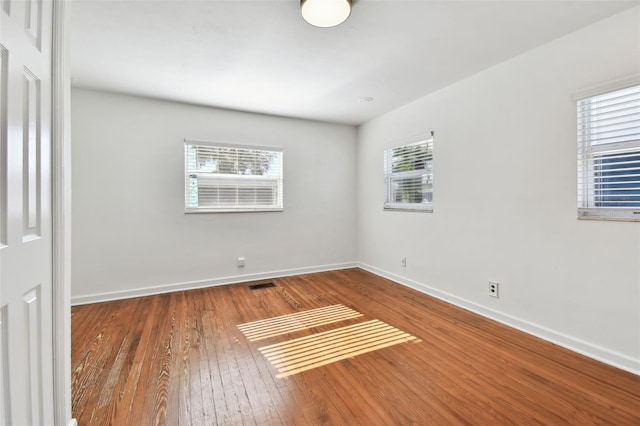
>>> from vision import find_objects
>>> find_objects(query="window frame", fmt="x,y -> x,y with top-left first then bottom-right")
383,132 -> 434,213
184,139 -> 284,213
576,82 -> 640,222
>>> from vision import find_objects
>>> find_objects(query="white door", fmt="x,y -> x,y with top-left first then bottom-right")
0,0 -> 55,424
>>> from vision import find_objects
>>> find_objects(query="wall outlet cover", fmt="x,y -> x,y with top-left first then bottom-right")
489,281 -> 499,298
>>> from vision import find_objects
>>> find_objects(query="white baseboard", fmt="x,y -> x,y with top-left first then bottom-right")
68,419 -> 78,426
358,262 -> 640,376
71,262 -> 358,306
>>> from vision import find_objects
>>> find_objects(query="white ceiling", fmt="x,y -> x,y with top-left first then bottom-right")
69,0 -> 639,125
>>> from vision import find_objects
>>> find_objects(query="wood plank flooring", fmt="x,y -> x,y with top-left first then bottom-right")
71,268 -> 640,425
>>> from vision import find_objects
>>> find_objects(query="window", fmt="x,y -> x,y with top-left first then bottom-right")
184,141 -> 283,213
577,84 -> 640,220
384,132 -> 434,211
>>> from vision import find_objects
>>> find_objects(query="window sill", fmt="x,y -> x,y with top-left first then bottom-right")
185,208 -> 283,214
384,207 -> 433,213
577,215 -> 640,223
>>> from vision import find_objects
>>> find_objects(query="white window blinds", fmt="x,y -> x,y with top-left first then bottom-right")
384,134 -> 434,211
185,141 -> 283,213
577,84 -> 640,220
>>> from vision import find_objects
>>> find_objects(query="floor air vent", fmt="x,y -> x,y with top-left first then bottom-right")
248,282 -> 276,290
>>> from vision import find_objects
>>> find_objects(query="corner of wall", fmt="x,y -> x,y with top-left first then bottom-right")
358,263 -> 640,376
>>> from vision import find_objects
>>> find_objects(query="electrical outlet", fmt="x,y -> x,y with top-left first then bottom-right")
489,281 -> 499,298
401,258 -> 407,267
237,257 -> 246,267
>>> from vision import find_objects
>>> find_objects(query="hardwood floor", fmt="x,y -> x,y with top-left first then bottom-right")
71,268 -> 640,425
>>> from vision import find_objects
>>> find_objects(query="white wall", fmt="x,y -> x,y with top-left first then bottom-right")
72,7 -> 640,373
357,7 -> 640,373
71,89 -> 357,303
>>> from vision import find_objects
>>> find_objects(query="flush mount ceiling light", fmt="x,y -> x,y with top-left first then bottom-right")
301,0 -> 352,28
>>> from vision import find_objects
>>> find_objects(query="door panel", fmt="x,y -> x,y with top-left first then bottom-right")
0,305 -> 10,423
24,286 -> 42,425
0,0 -> 54,424
23,67 -> 40,239
1,45 -> 7,247
24,0 -> 42,49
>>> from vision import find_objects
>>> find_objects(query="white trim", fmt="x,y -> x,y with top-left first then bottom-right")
358,262 -> 640,376
185,207 -> 284,214
68,419 -> 78,426
573,73 -> 640,101
71,262 -> 358,306
184,141 -> 284,213
383,206 -> 433,213
383,130 -> 434,151
383,134 -> 434,212
577,214 -> 640,222
576,83 -> 640,220
184,138 -> 283,153
52,0 -> 72,425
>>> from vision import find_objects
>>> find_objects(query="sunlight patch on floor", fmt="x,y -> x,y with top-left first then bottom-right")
237,304 -> 362,341
258,319 -> 416,378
